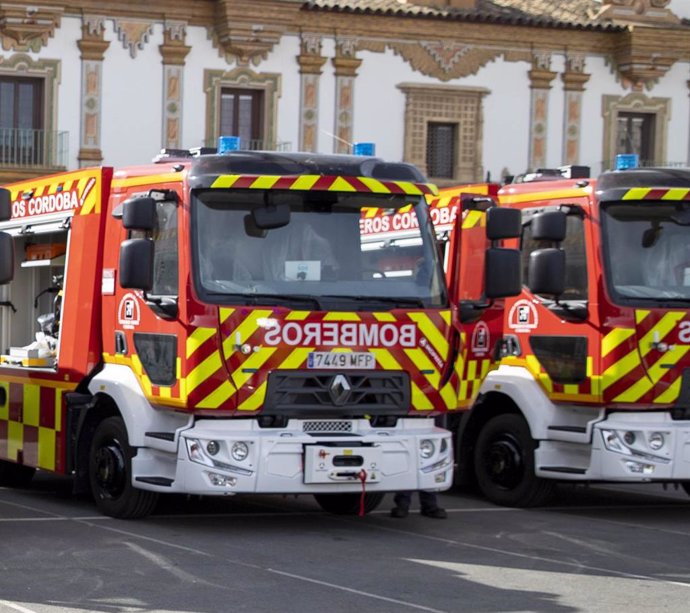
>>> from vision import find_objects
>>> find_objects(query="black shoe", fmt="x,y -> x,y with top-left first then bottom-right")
390,506 -> 409,518
421,507 -> 447,519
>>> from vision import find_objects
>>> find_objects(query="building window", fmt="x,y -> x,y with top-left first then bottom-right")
0,76 -> 44,165
616,112 -> 655,165
204,68 -> 283,152
398,83 -> 488,185
426,122 -> 456,179
602,93 -> 670,173
220,88 -> 264,149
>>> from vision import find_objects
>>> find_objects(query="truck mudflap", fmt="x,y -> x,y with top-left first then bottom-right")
131,417 -> 453,495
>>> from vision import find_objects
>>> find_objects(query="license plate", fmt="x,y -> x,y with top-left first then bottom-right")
307,352 -> 375,370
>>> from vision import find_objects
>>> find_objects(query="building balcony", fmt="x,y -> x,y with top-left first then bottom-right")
0,129 -> 68,180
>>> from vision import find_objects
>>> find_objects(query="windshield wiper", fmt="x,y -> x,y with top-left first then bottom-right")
321,295 -> 427,308
207,292 -> 323,309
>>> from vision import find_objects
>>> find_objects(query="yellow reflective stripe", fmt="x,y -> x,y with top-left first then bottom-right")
404,348 -> 439,386
662,188 -> 690,200
408,312 -> 449,358
285,310 -> 310,321
273,347 -> 310,370
197,381 -> 236,409
250,176 -> 281,189
371,348 -> 400,370
439,382 -> 457,409
8,421 -> 22,460
462,210 -> 484,229
656,377 -> 681,404
219,308 -> 235,325
639,311 -> 686,358
238,382 -> 267,411
23,384 -> 40,427
290,176 -> 320,190
373,312 -> 396,322
622,188 -> 651,200
411,381 -> 434,410
222,310 -> 273,356
357,177 -> 390,193
187,327 -> 216,359
329,177 -> 356,192
112,173 -> 182,189
602,327 -> 636,358
500,188 -> 586,204
323,312 -> 361,321
601,350 -> 641,391
211,175 -> 240,188
187,351 -> 223,394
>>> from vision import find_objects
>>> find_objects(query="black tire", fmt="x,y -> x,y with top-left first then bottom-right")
0,460 -> 35,487
474,413 -> 555,507
88,416 -> 158,519
314,492 -> 385,515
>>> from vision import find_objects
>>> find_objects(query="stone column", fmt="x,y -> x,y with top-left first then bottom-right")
297,33 -> 327,153
331,37 -> 362,154
77,16 -> 110,167
159,21 -> 191,150
561,55 -> 590,166
527,52 -> 557,170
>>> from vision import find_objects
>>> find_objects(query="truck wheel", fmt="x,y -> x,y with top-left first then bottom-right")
474,414 -> 555,507
0,460 -> 35,487
313,492 -> 385,515
88,416 -> 158,519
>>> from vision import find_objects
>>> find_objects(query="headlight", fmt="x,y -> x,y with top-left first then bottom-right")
231,441 -> 250,462
648,432 -> 665,451
420,439 -> 435,459
206,440 -> 220,456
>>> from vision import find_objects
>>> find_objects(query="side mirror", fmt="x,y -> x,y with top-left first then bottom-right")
528,248 -> 565,296
0,188 -> 11,222
120,239 -> 154,289
122,197 -> 156,231
485,247 -> 521,298
531,211 -> 566,242
0,232 -> 15,284
486,208 -> 521,240
252,204 -> 290,230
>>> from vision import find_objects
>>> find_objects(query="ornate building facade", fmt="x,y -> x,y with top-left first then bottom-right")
0,0 -> 689,185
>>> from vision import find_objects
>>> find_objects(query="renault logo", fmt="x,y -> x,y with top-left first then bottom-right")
329,374 -> 351,406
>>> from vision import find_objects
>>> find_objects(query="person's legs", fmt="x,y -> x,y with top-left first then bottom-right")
419,491 -> 447,519
391,491 -> 413,518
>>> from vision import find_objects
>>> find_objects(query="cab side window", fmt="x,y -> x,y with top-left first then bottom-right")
151,200 -> 178,296
521,213 -> 588,300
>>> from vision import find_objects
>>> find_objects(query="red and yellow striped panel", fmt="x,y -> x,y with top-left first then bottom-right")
622,188 -> 690,201
0,378 -> 73,472
210,175 -> 438,196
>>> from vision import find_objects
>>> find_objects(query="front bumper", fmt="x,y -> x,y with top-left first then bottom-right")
132,417 -> 453,495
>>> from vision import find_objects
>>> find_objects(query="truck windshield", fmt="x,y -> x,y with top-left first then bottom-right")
602,202 -> 690,302
191,189 -> 447,309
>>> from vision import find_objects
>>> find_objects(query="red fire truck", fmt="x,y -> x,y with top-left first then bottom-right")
0,149 -> 519,517
448,166 -> 690,506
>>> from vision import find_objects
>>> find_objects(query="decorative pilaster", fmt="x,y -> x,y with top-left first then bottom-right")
561,55 -> 590,165
332,37 -> 362,154
527,52 -> 557,170
77,16 -> 110,167
297,33 -> 326,153
160,21 -> 191,150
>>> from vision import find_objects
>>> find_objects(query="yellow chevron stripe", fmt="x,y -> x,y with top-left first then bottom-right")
601,350 -> 641,391
404,348 -> 440,387
411,381 -> 434,410
187,351 -> 224,394
500,187 -> 586,204
408,312 -> 449,358
274,347 -> 311,369
371,348 -> 400,370
373,312 -> 396,322
639,311 -> 686,358
357,177 -> 390,193
602,327 -> 636,358
285,310 -> 310,321
323,312 -> 361,321
655,377 -> 681,404
462,210 -> 484,229
330,177 -> 357,192
662,188 -> 690,200
187,327 -> 217,359
222,310 -> 274,356
622,188 -> 651,200
197,381 -> 236,409
290,176 -> 320,190
439,382 -> 457,410
250,176 -> 281,189
238,382 -> 267,411
211,175 -> 240,188
635,309 -> 650,324
219,308 -> 235,325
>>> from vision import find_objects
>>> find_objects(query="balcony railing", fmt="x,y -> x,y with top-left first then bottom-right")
0,128 -> 68,169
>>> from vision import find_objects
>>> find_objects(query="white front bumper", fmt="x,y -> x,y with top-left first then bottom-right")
132,417 -> 453,496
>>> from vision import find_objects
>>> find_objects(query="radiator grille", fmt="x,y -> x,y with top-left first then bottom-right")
303,421 -> 353,433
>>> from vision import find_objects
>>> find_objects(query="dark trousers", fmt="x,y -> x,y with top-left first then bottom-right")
394,490 -> 439,512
